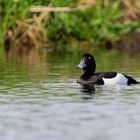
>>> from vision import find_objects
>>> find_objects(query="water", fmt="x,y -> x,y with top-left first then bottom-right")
0,48 -> 140,140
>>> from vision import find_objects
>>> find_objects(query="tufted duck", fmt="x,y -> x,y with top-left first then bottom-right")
76,53 -> 139,85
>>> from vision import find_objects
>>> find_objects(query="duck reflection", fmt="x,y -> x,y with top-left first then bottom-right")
80,84 -> 95,99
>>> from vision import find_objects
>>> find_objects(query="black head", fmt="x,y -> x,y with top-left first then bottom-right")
76,53 -> 96,74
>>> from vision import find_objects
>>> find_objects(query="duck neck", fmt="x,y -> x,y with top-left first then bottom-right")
81,58 -> 96,80
81,69 -> 95,80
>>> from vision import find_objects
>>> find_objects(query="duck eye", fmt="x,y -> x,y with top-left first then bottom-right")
88,57 -> 91,60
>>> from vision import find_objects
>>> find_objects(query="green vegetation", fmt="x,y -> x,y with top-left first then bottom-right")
0,0 -> 140,51
48,1 -> 140,47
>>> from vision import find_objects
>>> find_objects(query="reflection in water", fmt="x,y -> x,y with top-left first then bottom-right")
80,84 -> 95,99
4,43 -> 39,65
4,44 -> 49,82
1,48 -> 140,140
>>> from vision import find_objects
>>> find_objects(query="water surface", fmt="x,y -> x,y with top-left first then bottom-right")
0,48 -> 140,140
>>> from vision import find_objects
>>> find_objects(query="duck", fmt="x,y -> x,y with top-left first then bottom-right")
76,53 -> 139,85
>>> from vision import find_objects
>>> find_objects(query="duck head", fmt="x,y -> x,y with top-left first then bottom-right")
76,53 -> 96,74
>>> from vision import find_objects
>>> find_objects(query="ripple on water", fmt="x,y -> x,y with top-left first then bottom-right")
0,79 -> 140,140
0,52 -> 140,140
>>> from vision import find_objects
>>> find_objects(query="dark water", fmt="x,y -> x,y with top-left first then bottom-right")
0,47 -> 140,140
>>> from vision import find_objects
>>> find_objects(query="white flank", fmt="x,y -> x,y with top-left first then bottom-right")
102,73 -> 128,85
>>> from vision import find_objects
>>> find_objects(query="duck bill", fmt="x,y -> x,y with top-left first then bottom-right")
75,59 -> 86,69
